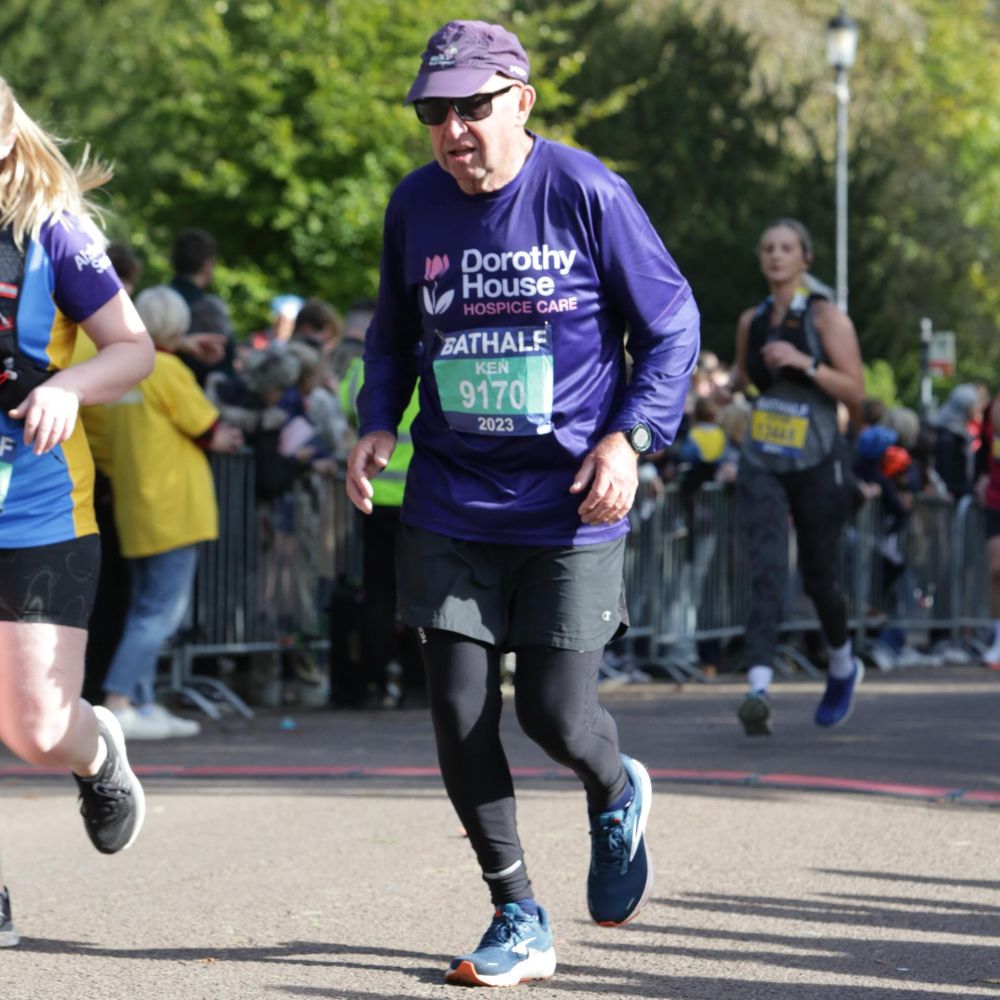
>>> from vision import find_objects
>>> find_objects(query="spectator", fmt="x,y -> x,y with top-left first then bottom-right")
106,242 -> 142,295
327,298 -> 374,383
930,384 -> 981,500
101,286 -> 242,738
339,354 -> 423,708
975,391 -> 1000,669
169,227 -> 235,384
291,297 -> 343,356
248,294 -> 304,351
209,344 -> 326,704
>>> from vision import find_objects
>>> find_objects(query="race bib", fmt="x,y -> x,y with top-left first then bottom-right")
750,398 -> 811,457
0,461 -> 11,515
432,324 -> 554,436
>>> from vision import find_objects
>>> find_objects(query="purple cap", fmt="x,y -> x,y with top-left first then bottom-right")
405,20 -> 530,104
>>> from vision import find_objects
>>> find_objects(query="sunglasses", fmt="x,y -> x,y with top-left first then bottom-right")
413,84 -> 519,126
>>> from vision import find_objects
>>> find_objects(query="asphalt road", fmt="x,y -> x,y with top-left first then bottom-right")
1,667 -> 998,999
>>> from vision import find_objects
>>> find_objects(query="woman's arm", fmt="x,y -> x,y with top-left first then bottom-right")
8,290 -> 154,454
759,299 -> 864,420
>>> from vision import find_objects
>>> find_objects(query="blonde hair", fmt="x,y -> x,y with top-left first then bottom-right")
134,286 -> 191,348
716,400 -> 753,446
0,76 -> 113,247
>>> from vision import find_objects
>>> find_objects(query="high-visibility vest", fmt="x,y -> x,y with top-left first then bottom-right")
340,355 -> 418,507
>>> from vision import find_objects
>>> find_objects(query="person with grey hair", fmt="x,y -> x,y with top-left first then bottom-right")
347,18 -> 699,987
930,383 -> 981,500
100,285 -> 243,739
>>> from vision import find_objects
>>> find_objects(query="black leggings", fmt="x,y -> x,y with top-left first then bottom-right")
420,629 -> 627,905
739,453 -> 852,668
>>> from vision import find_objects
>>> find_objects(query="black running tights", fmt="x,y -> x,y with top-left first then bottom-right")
419,629 -> 627,905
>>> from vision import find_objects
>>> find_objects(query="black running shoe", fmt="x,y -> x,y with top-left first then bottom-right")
74,706 -> 146,855
0,886 -> 18,947
738,692 -> 772,736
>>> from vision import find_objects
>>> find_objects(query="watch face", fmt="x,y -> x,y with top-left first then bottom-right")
630,424 -> 652,452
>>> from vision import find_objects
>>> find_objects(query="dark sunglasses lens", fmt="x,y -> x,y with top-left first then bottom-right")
414,100 -> 448,126
454,94 -> 493,122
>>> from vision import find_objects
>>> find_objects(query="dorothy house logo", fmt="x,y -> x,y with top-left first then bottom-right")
422,255 -> 454,316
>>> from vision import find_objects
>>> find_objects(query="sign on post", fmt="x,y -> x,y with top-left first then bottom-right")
928,330 -> 956,377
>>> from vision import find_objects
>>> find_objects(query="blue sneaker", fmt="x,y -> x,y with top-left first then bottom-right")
587,754 -> 653,926
445,902 -> 556,987
815,659 -> 865,727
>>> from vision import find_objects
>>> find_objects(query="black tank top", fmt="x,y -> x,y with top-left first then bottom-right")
742,289 -> 839,474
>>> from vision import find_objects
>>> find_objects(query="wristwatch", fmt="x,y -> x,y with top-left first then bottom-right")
626,423 -> 653,454
805,359 -> 819,379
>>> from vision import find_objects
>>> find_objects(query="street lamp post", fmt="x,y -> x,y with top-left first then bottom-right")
826,5 -> 858,314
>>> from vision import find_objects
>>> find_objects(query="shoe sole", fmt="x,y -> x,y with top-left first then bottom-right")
816,660 -> 865,728
738,698 -> 771,736
0,928 -> 19,948
93,705 -> 147,852
596,755 -> 654,928
445,947 -> 557,987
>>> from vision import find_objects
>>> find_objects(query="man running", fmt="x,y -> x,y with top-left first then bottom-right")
346,20 -> 699,987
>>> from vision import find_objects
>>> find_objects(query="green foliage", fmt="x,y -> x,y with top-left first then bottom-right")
862,359 -> 898,407
0,0 -> 994,387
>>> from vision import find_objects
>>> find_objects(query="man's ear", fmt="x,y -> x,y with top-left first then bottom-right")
516,85 -> 536,125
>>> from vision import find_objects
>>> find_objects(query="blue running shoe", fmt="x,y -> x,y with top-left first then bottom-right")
587,754 -> 653,927
815,659 -> 865,727
445,902 -> 556,987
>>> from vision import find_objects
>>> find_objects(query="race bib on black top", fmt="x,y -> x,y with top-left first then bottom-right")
750,397 -> 812,458
432,324 -> 554,436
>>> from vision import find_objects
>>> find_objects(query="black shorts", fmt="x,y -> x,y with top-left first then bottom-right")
0,534 -> 100,628
987,508 -> 1000,539
396,524 -> 628,652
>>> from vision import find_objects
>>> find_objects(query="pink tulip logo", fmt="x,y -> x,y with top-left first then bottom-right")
425,254 -> 449,281
422,254 -> 454,315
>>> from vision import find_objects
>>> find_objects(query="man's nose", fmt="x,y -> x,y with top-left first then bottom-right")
442,107 -> 468,137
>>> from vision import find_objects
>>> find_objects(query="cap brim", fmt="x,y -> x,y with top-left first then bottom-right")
404,67 -> 498,104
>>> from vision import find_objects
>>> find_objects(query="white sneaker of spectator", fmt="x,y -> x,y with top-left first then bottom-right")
110,704 -> 171,740
110,704 -> 201,740
145,703 -> 202,738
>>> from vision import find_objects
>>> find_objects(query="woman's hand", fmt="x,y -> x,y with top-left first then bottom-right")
8,384 -> 82,455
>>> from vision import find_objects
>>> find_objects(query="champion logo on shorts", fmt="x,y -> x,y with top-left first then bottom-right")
601,610 -> 612,622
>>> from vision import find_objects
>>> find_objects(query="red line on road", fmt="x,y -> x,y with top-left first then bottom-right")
1,764 -> 996,806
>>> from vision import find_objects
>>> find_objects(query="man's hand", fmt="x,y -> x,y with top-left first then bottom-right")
569,431 -> 639,525
178,333 -> 227,365
8,384 -> 82,455
346,430 -> 397,514
209,422 -> 244,453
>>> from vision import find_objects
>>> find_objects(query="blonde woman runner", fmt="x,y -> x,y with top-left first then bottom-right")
0,76 -> 154,947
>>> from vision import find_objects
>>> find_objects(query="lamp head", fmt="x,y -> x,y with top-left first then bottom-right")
826,9 -> 859,70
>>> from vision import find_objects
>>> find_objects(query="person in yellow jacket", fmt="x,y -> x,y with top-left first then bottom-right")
100,286 -> 242,739
340,354 -> 423,707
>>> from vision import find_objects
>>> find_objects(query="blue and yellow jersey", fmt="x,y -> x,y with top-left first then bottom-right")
0,216 -> 123,548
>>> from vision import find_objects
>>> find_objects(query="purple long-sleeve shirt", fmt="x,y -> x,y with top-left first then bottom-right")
359,134 -> 699,545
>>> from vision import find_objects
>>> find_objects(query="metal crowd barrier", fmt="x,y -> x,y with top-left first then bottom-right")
615,482 -> 993,679
169,455 -> 994,704
163,453 -> 361,717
